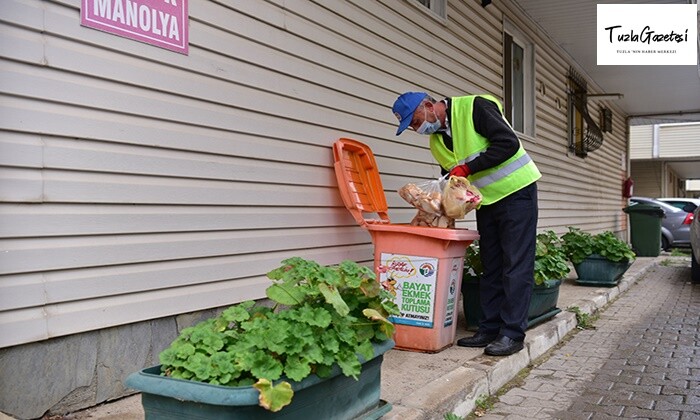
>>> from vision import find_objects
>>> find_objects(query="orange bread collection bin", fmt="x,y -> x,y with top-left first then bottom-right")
332,138 -> 479,353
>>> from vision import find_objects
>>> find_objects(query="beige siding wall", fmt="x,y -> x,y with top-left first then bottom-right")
658,123 -> 700,158
631,161 -> 663,198
630,125 -> 653,159
630,161 -> 686,199
0,0 -> 631,348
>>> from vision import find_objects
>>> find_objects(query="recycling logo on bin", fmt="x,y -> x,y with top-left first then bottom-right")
419,262 -> 435,277
380,253 -> 437,328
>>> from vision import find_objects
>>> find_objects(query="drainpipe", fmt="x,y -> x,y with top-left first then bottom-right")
651,124 -> 665,197
625,116 -> 632,242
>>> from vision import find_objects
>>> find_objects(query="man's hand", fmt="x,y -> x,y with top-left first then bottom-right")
449,164 -> 470,178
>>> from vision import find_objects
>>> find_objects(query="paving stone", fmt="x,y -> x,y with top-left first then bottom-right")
576,392 -> 606,405
622,406 -> 681,419
567,400 -> 624,417
596,372 -> 641,386
488,405 -> 542,417
534,381 -> 573,393
685,394 -> 700,405
496,394 -> 524,405
516,398 -> 567,410
648,393 -> 686,405
476,413 -> 506,420
610,381 -> 662,395
622,358 -> 651,369
474,413 -> 508,420
654,400 -> 700,413
586,380 -> 615,391
504,388 -> 556,401
587,414 -> 622,420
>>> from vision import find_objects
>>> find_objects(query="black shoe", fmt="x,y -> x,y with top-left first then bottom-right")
484,335 -> 524,356
457,332 -> 498,347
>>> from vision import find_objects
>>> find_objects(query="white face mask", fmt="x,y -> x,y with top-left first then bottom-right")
416,109 -> 441,135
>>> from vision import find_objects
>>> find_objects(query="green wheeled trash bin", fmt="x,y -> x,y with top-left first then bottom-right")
623,203 -> 665,257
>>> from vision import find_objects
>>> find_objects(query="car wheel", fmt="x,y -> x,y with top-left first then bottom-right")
661,236 -> 670,252
692,251 -> 700,284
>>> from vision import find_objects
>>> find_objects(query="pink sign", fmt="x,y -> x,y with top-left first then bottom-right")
81,0 -> 189,55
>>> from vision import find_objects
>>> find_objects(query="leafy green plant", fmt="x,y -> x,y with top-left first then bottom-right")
158,257 -> 399,412
464,233 -> 570,286
593,231 -> 636,262
567,306 -> 596,330
560,227 -> 595,264
670,248 -> 690,257
463,240 -> 483,279
561,227 -> 635,265
475,394 -> 494,410
534,230 -> 571,285
470,393 -> 496,417
444,413 -> 462,420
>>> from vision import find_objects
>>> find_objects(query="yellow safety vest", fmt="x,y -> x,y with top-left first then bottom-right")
430,95 -> 541,206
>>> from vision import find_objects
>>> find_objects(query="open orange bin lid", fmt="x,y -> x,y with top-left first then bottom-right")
333,138 -> 479,242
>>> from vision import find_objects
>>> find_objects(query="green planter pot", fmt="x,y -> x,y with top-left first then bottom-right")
462,276 -> 561,330
527,279 -> 562,328
125,340 -> 394,420
573,254 -> 632,286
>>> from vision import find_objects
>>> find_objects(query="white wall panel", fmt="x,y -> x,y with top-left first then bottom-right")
630,125 -> 653,159
631,160 -> 663,198
0,204 -> 358,237
659,123 -> 700,158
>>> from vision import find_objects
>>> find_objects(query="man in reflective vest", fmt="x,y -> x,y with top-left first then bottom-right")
392,92 -> 541,356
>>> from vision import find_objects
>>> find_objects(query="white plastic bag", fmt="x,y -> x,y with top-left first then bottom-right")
398,177 -> 444,215
398,175 -> 455,228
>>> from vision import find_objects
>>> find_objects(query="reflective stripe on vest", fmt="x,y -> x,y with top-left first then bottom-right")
470,153 -> 533,189
460,152 -> 481,164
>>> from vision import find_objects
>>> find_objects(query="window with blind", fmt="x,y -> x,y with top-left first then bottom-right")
504,22 -> 534,136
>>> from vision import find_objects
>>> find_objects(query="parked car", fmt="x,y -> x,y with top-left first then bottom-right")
629,197 -> 693,250
691,204 -> 700,283
656,197 -> 700,213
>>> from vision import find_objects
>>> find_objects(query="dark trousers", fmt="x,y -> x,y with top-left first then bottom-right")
475,182 -> 538,341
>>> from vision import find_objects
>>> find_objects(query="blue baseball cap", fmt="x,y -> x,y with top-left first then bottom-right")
392,92 -> 427,135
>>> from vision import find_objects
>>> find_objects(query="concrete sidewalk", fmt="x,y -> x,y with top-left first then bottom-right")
44,255 -> 668,420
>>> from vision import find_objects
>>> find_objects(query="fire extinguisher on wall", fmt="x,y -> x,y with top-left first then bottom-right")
622,177 -> 634,198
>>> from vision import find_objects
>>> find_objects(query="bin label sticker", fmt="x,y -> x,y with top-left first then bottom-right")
444,258 -> 461,327
379,253 -> 437,328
